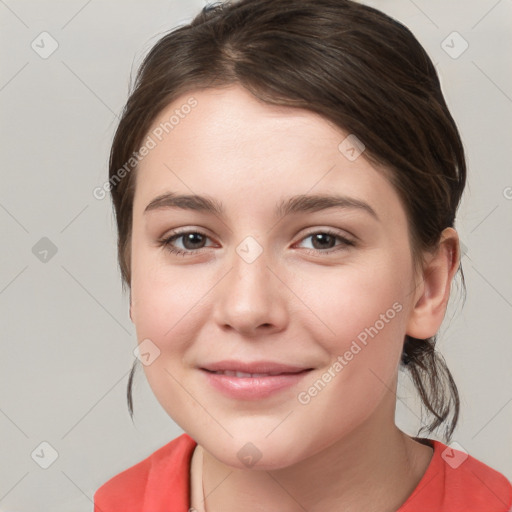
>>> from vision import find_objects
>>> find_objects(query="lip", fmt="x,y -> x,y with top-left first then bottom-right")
199,360 -> 313,400
200,360 -> 311,375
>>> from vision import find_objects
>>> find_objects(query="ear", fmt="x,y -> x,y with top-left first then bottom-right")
406,227 -> 460,339
129,292 -> 134,323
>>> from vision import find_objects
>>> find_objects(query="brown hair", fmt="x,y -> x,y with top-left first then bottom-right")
109,0 -> 466,442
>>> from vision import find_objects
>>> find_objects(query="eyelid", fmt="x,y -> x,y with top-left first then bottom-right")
158,226 -> 356,257
160,225 -> 356,243
296,226 -> 357,243
158,227 -> 217,250
292,228 -> 356,254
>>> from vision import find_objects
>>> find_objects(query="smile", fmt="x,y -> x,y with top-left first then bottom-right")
207,370 -> 300,377
201,368 -> 313,400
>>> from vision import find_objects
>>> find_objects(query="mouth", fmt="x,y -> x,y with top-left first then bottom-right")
200,359 -> 313,375
202,369 -> 312,378
199,365 -> 313,400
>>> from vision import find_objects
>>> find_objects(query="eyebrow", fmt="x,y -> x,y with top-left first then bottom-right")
144,192 -> 379,221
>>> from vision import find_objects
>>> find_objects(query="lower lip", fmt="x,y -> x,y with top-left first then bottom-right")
201,369 -> 312,400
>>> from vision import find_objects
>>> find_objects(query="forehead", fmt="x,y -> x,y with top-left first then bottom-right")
146,85 -> 344,162
133,85 -> 403,225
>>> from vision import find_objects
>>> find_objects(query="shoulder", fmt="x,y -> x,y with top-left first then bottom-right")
93,433 -> 197,511
402,439 -> 512,512
438,441 -> 512,511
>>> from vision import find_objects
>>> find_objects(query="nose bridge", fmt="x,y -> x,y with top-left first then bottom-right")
213,235 -> 287,333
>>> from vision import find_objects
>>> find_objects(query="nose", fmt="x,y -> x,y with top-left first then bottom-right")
212,245 -> 288,337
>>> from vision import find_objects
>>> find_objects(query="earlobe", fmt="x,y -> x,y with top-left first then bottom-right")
406,228 -> 460,339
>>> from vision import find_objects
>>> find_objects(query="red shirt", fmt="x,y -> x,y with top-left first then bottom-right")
94,433 -> 512,511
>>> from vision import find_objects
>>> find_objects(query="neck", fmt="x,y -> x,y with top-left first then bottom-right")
199,393 -> 433,512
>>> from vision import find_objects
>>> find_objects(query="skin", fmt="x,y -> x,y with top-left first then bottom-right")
129,84 -> 460,511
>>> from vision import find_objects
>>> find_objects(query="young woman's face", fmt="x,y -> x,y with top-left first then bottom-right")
130,85 -> 421,469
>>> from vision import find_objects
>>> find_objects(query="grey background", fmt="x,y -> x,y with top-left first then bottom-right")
0,0 -> 511,510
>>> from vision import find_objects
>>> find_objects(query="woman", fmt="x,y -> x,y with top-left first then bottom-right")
94,0 -> 512,510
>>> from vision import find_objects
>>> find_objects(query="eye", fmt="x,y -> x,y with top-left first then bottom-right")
158,228 -> 356,257
158,230 -> 215,256
295,229 -> 356,255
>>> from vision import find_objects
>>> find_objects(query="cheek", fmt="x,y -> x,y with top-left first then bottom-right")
278,272 -> 408,454
131,263 -> 204,351
129,241 -> 201,376
299,259 -> 407,345
294,258 -> 409,402
129,263 -> 207,426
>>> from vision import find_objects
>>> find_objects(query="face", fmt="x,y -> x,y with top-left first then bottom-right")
130,85 -> 421,470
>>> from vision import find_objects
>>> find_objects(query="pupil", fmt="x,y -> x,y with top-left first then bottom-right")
313,233 -> 334,249
184,233 -> 204,249
181,233 -> 336,251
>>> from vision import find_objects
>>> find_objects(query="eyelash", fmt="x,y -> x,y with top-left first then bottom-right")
158,229 -> 356,257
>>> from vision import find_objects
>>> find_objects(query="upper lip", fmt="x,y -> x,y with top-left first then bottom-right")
200,360 -> 312,374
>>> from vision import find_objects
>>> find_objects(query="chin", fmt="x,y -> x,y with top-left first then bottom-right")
202,435 -> 305,471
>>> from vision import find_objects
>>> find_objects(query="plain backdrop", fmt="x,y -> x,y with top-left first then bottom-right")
0,0 -> 511,510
